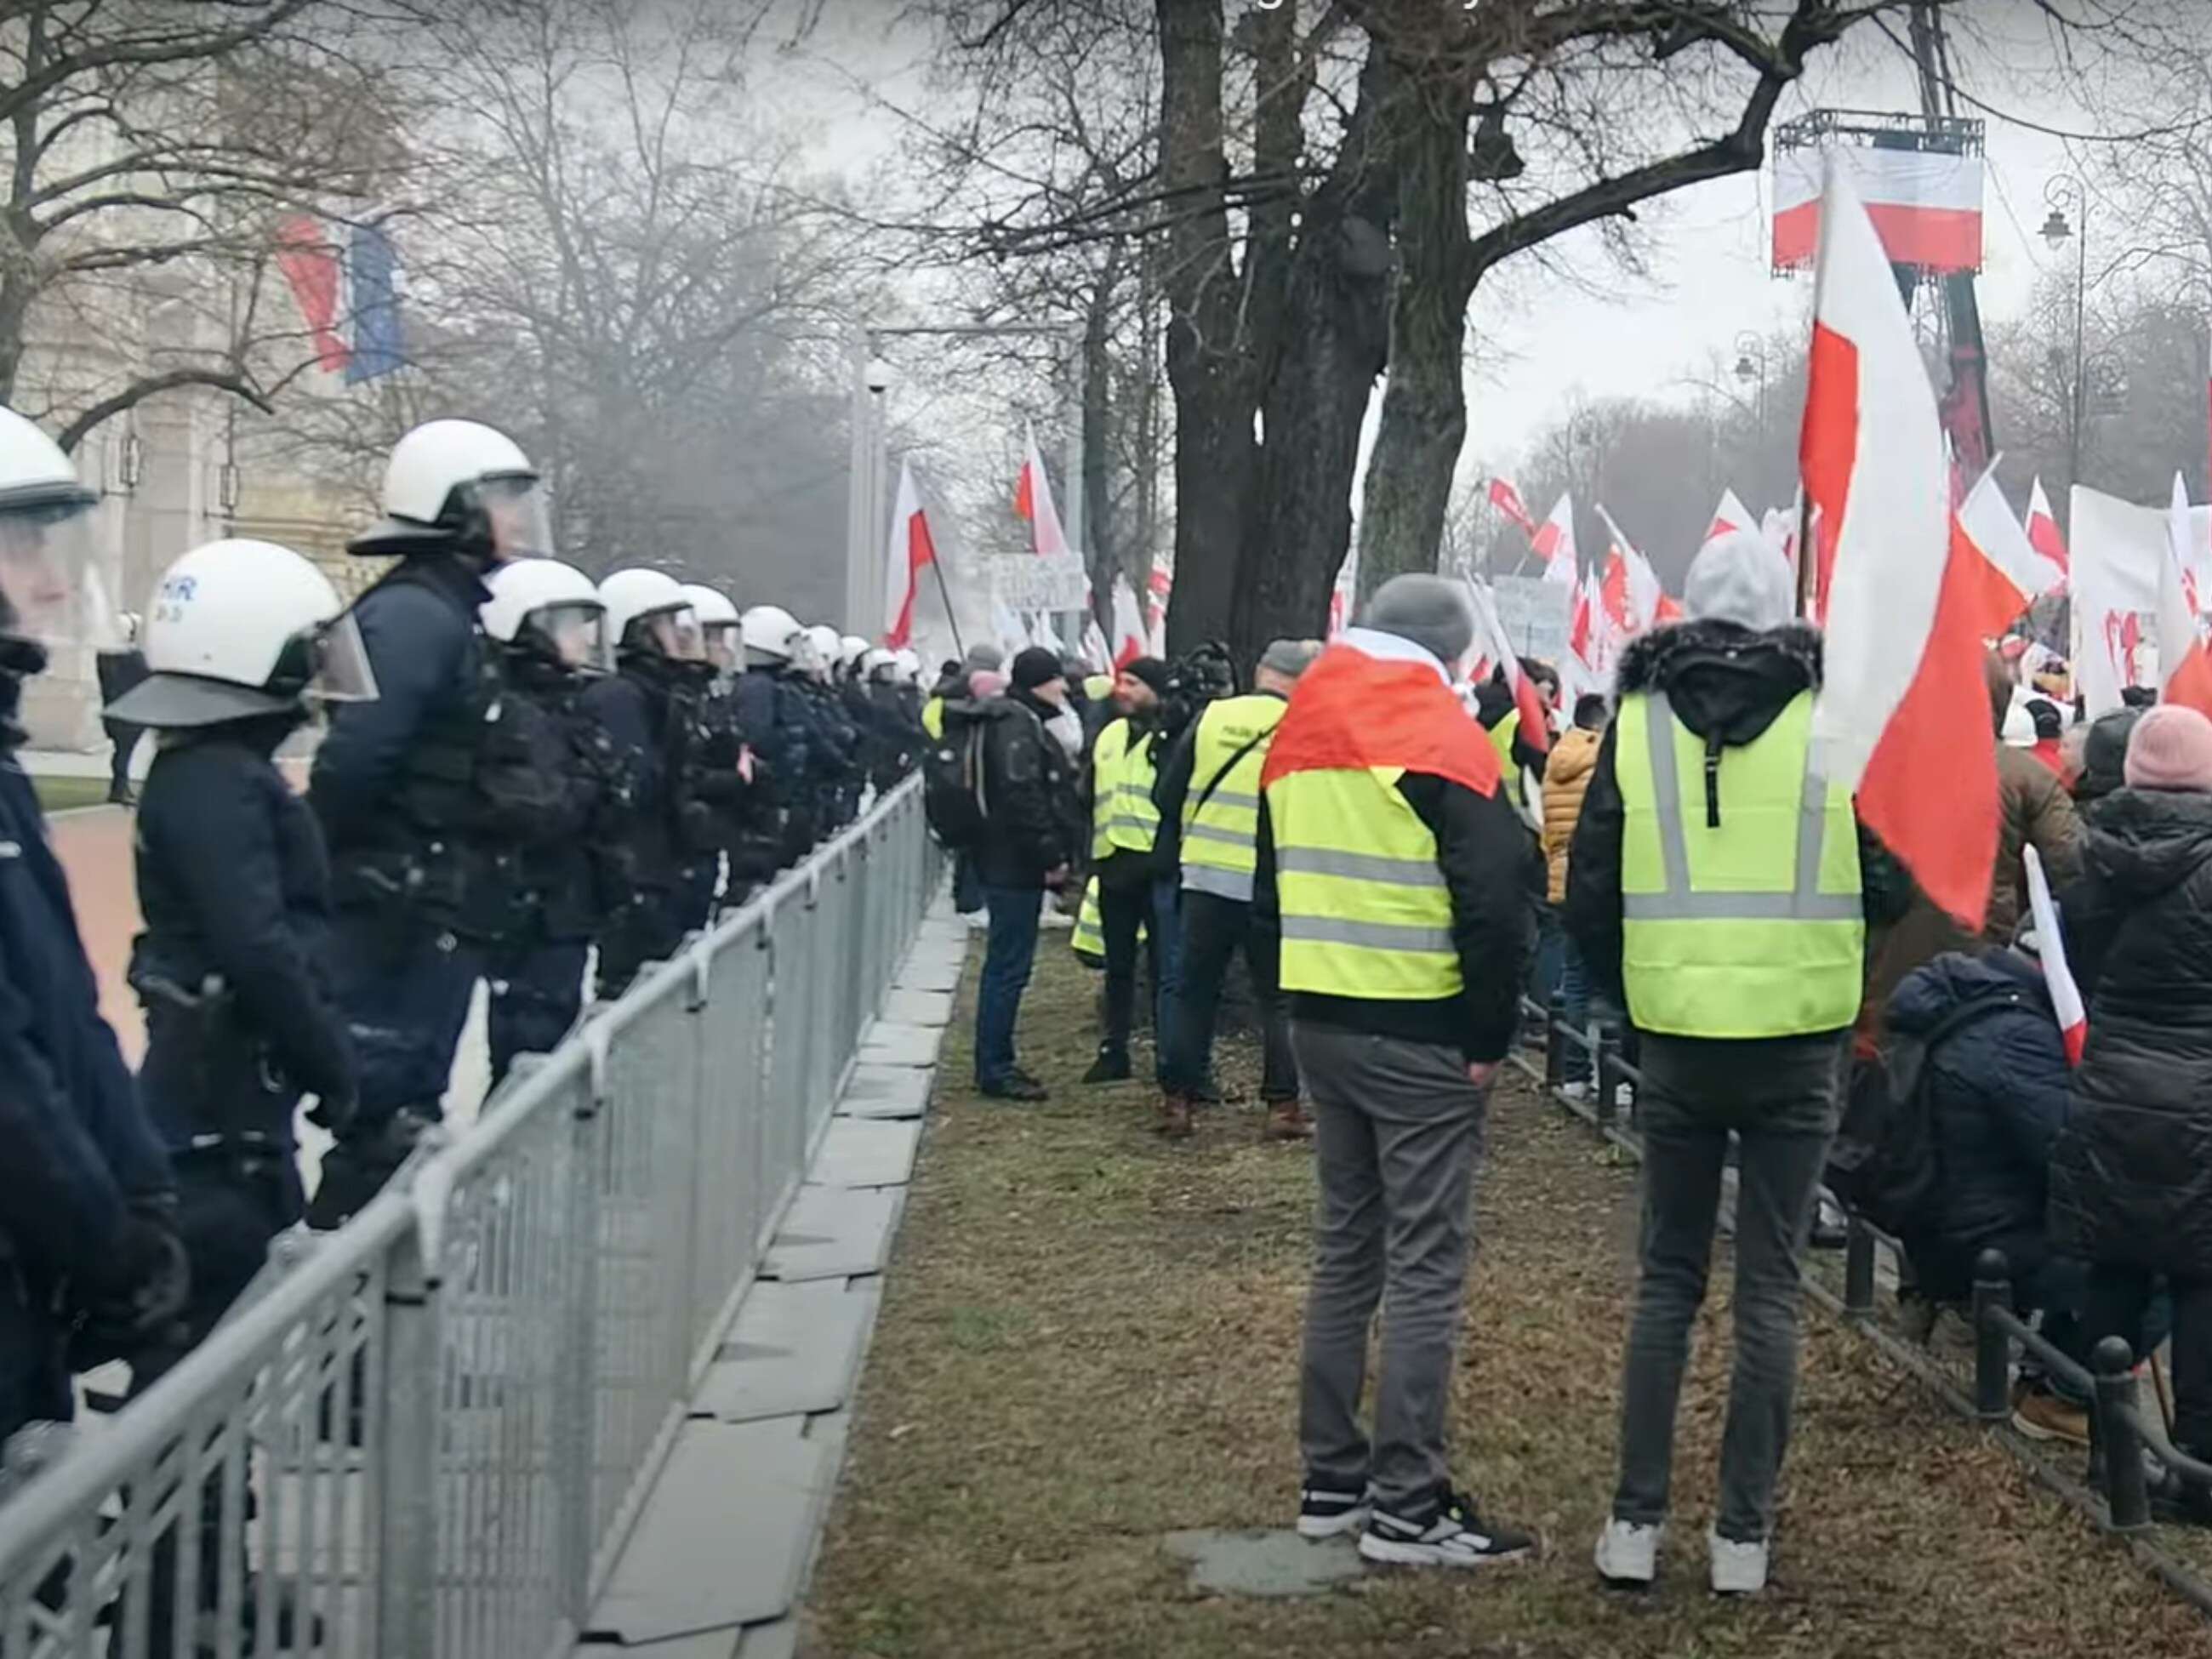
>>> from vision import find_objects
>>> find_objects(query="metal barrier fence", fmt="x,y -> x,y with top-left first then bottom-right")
0,776 -> 941,1657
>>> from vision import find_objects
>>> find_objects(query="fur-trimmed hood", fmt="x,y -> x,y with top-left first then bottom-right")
1615,618 -> 1823,749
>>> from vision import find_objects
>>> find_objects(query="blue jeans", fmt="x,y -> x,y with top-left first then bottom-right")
1528,901 -> 1565,1010
975,885 -> 1043,1086
1098,875 -> 1182,1070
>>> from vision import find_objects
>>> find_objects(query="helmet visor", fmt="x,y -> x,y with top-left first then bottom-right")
701,620 -> 740,670
306,610 -> 379,703
636,603 -> 698,659
531,599 -> 607,672
0,499 -> 112,653
480,475 -> 553,562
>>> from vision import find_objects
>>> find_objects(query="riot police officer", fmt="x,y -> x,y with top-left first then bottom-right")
681,583 -> 778,908
587,570 -> 706,995
862,647 -> 924,790
0,406 -> 185,1445
305,418 -> 556,1227
737,605 -> 818,865
802,623 -> 863,830
478,558 -> 626,1087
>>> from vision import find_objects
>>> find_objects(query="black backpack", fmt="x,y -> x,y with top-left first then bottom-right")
1826,988 -> 2027,1241
922,710 -> 989,851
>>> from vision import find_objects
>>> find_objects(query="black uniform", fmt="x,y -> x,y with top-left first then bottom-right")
802,676 -> 862,830
484,653 -> 626,1088
585,651 -> 709,995
685,667 -> 778,911
865,676 -> 924,790
736,663 -> 817,865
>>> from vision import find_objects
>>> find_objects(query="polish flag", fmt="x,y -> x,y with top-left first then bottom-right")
1804,163 -> 1997,932
1956,461 -> 2066,640
1263,629 -> 1501,800
1531,493 -> 1577,580
2026,476 -> 2068,578
1705,487 -> 1758,545
1488,476 -> 1538,539
1109,573 -> 1147,669
2023,846 -> 2087,1066
1464,576 -> 1551,754
881,460 -> 938,650
2160,473 -> 2212,720
1597,505 -> 1664,631
1146,560 -> 1172,653
1080,615 -> 1111,672
1013,424 -> 1070,558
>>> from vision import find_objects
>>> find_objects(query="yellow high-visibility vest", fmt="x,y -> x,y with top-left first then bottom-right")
1489,710 -> 1525,807
1615,689 -> 1864,1039
1084,674 -> 1113,704
922,695 -> 945,740
1071,875 -> 1142,968
1091,717 -> 1160,860
1266,766 -> 1460,1000
1180,693 -> 1286,903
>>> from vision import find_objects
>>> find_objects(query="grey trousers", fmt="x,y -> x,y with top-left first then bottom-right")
1293,1023 -> 1490,1516
1611,1032 -> 1844,1543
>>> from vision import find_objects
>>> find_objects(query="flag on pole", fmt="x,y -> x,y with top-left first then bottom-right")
1014,424 -> 1070,558
1146,560 -> 1172,654
1109,574 -> 1147,669
1956,460 -> 2066,640
1705,487 -> 1757,545
881,460 -> 938,650
1487,476 -> 1538,538
2024,846 -> 2088,1066
1464,576 -> 1551,755
2026,476 -> 2068,578
1804,162 -> 1998,932
1081,616 -> 1111,673
1596,505 -> 1664,631
1531,493 -> 1577,579
2161,473 -> 2212,720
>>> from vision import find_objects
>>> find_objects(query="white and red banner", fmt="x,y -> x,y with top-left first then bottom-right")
881,460 -> 938,651
2024,846 -> 2088,1067
2161,473 -> 2212,721
1955,461 -> 2066,640
1014,423 -> 1070,559
2026,476 -> 2067,578
1803,162 -> 1997,932
1146,560 -> 1172,654
1705,487 -> 1757,545
1488,476 -> 1537,539
1772,142 -> 1982,275
2069,483 -> 2212,715
1464,576 -> 1551,755
1109,573 -> 1147,670
1531,493 -> 1577,583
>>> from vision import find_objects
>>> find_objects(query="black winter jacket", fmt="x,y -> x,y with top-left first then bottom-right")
2049,787 -> 2212,1276
1887,949 -> 2069,1293
131,721 -> 356,1152
1565,618 -> 1908,1021
972,687 -> 1080,889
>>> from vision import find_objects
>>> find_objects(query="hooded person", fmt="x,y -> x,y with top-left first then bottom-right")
1566,529 -> 1907,1594
2072,706 -> 2144,815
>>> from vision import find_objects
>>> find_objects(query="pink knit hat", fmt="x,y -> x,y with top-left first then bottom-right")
2124,704 -> 2212,791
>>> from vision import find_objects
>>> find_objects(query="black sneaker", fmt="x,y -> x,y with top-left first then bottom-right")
979,1073 -> 1048,1102
1360,1489 -> 1536,1569
1296,1482 -> 1371,1540
1081,1049 -> 1131,1084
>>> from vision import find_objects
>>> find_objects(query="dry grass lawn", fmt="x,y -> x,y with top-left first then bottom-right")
801,945 -> 2212,1658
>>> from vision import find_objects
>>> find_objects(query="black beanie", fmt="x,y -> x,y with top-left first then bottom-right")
1011,646 -> 1064,689
1120,656 -> 1169,697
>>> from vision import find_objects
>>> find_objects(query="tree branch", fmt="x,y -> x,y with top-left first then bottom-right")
56,368 -> 273,454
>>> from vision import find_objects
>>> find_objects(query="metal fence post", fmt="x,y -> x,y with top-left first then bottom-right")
1543,1014 -> 1564,1087
1593,1036 -> 1618,1127
1970,1249 -> 2012,1420
1843,1216 -> 1877,1317
555,1052 -> 607,1625
374,1225 -> 440,1656
2093,1337 -> 2152,1532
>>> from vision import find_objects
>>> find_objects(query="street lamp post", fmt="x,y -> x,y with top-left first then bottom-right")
1732,332 -> 1769,430
2041,175 -> 2089,495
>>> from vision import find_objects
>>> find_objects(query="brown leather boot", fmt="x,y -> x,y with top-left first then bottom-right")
1156,1092 -> 1194,1139
1263,1099 -> 1314,1142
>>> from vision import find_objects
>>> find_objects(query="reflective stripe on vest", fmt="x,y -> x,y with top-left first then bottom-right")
1092,717 -> 1160,858
1071,876 -> 1107,964
1267,766 -> 1460,1000
1489,709 -> 1525,807
1616,689 -> 1865,1039
1179,694 -> 1285,903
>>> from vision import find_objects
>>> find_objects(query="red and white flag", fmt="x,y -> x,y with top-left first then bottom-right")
1804,162 -> 1997,932
1146,560 -> 1172,653
1772,141 -> 1981,274
1956,461 -> 2066,640
2024,846 -> 2088,1066
881,460 -> 938,651
1080,615 -> 1111,673
1597,505 -> 1666,632
1464,576 -> 1551,755
1488,476 -> 1537,539
2161,473 -> 2212,720
1704,487 -> 1757,546
1014,424 -> 1070,558
1109,573 -> 1147,670
2026,476 -> 2068,579
1531,493 -> 1577,584
1264,629 -> 1501,801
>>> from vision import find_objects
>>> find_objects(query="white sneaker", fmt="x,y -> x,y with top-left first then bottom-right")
1559,1081 -> 1592,1103
1593,1518 -> 1660,1586
1358,1490 -> 1535,1568
1707,1529 -> 1769,1595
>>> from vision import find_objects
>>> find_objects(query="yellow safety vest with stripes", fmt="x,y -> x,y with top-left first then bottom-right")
1488,709 -> 1525,807
1266,766 -> 1461,1000
1615,689 -> 1865,1039
1180,693 -> 1286,903
922,695 -> 945,740
1091,717 -> 1161,859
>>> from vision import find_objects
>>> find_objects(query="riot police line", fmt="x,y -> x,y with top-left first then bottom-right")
0,408 -> 930,1627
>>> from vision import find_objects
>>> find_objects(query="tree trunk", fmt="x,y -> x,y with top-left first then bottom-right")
1155,0 -> 1255,658
1081,257 -> 1118,614
1354,57 -> 1474,599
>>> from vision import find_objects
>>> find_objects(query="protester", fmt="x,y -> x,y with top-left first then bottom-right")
1542,693 -> 1609,1094
967,646 -> 1079,1100
1569,530 -> 1901,1594
2050,704 -> 2212,1522
1154,636 -> 1318,1141
2071,705 -> 2143,816
2026,698 -> 2067,779
1263,573 -> 1535,1569
1083,655 -> 1181,1084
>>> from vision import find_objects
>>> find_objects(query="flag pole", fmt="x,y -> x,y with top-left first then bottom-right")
930,549 -> 966,658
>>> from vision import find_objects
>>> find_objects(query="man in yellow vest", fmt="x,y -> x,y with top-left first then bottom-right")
1260,575 -> 1537,1569
1153,637 -> 1319,1140
1565,532 -> 1901,1597
1083,656 -> 1180,1082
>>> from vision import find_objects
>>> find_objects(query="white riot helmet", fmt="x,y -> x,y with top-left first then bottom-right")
680,583 -> 740,669
105,539 -> 377,727
600,567 -> 697,661
803,624 -> 840,679
892,647 -> 921,683
350,419 -> 551,567
839,634 -> 869,669
482,557 -> 607,672
863,647 -> 896,680
0,406 -> 105,671
741,603 -> 805,667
